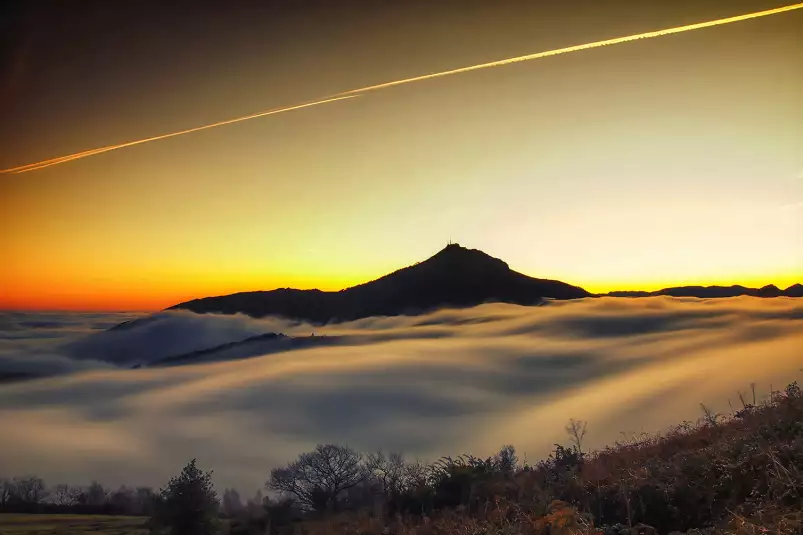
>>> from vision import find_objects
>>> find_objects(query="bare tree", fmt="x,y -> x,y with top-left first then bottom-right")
13,476 -> 47,503
267,444 -> 369,513
404,459 -> 429,489
246,489 -> 265,516
222,488 -> 244,516
134,487 -> 155,516
110,486 -> 135,514
52,484 -> 80,506
495,444 -> 518,474
366,451 -> 407,497
565,419 -> 588,454
84,481 -> 108,506
0,479 -> 14,506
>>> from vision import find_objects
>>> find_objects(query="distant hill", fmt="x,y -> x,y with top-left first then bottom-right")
606,283 -> 803,299
785,283 -> 803,297
167,244 -> 591,322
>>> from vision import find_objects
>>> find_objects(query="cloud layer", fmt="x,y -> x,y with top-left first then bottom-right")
1,297 -> 802,494
0,311 -> 139,380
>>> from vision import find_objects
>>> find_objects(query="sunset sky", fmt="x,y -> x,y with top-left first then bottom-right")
1,0 -> 801,311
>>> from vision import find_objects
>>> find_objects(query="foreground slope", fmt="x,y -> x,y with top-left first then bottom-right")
168,244 -> 590,322
276,381 -> 803,535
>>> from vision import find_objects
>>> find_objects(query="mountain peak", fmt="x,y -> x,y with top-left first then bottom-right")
785,284 -> 803,297
758,284 -> 782,297
426,243 -> 510,271
166,244 -> 589,322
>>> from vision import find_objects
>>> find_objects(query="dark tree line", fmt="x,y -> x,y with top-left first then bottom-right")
199,443 -> 523,535
0,476 -> 156,515
264,443 -> 518,517
0,440 -> 548,535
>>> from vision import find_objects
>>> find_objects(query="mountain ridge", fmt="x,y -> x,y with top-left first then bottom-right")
167,244 -> 590,322
161,244 -> 800,323
606,283 -> 803,299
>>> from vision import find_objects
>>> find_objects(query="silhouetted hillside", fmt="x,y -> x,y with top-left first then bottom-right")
167,244 -> 590,322
606,283 -> 802,298
148,332 -> 347,367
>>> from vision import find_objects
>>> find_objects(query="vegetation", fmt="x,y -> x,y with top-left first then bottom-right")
151,459 -> 219,535
0,478 -> 154,517
3,380 -> 802,535
0,513 -> 149,535
268,444 -> 371,513
244,380 -> 803,535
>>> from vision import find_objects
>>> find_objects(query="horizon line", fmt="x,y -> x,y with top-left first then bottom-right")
3,280 -> 800,314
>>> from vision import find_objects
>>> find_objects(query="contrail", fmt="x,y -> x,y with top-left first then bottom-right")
332,2 -> 803,96
4,2 -> 802,175
3,96 -> 360,174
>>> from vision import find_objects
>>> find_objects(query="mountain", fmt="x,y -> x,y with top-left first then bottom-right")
606,283 -> 802,299
758,284 -> 783,298
150,332 -> 291,367
168,244 -> 590,322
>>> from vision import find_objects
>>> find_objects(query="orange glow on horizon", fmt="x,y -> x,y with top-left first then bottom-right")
2,267 -> 799,313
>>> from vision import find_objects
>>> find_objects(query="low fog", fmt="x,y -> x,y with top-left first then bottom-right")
0,297 -> 801,493
0,312 -> 139,380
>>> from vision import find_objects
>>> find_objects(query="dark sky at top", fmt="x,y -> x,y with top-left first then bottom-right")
1,0 -> 791,166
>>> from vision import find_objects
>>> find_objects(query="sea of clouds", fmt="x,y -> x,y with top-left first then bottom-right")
1,297 -> 801,494
0,311 -> 139,379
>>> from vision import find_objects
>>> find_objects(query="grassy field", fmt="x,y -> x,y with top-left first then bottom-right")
0,514 -> 149,535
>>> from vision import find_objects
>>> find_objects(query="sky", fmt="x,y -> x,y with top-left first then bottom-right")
1,0 -> 801,312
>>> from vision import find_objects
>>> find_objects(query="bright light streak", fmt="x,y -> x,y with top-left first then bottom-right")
334,2 -> 803,95
3,2 -> 802,175
2,96 -> 359,174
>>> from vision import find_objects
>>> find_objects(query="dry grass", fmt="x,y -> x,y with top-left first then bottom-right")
292,500 -> 603,535
0,514 -> 149,535
259,383 -> 803,535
